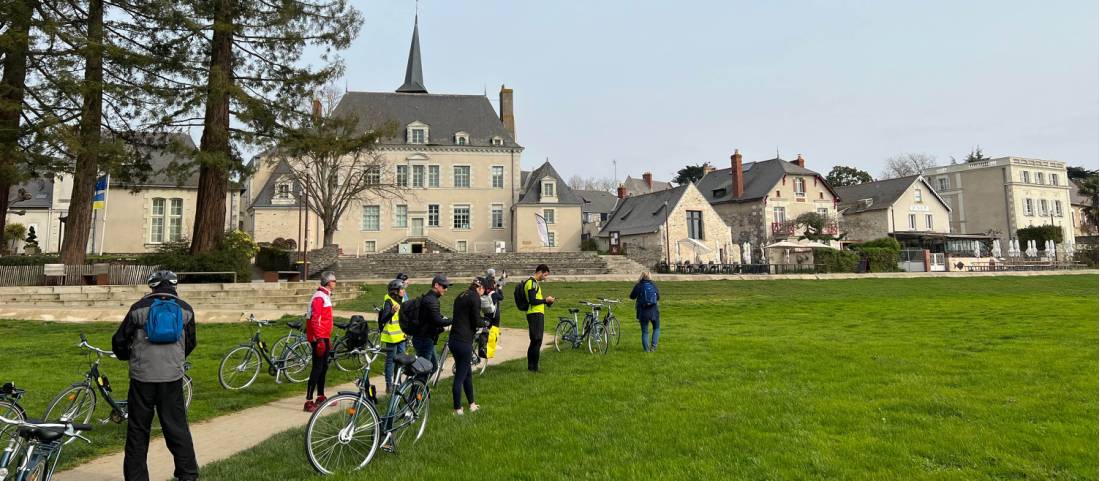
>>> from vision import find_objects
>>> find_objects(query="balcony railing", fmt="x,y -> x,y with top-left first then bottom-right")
771,222 -> 796,235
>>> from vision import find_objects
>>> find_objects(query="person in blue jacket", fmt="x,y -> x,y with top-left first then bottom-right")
628,272 -> 660,352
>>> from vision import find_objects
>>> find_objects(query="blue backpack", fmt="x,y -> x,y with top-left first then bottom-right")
146,294 -> 184,344
641,282 -> 658,308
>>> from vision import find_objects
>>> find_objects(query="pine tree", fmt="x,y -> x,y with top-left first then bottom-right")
0,0 -> 38,249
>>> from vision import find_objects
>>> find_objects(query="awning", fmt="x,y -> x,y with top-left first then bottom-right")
677,238 -> 712,252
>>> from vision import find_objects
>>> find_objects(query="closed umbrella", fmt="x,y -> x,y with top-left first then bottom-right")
742,242 -> 752,264
972,240 -> 981,258
1010,239 -> 1018,257
991,239 -> 1002,258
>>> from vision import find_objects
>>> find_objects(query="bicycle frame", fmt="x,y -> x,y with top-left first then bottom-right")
0,387 -> 27,473
0,416 -> 90,481
340,349 -> 423,439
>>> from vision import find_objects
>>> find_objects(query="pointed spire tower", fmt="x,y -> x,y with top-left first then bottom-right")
396,14 -> 428,93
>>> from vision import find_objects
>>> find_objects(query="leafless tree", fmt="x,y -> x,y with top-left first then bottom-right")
881,153 -> 938,179
271,86 -> 403,245
567,175 -> 616,192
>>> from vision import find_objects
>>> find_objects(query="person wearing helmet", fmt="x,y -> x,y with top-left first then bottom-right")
395,273 -> 410,301
304,271 -> 336,412
111,270 -> 198,481
379,279 -> 407,393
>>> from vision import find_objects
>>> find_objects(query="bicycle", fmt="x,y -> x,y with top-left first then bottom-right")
596,298 -> 622,347
0,415 -> 92,481
0,382 -> 28,475
553,302 -> 610,354
269,319 -> 307,361
331,314 -> 380,373
218,316 -> 313,390
304,345 -> 432,474
44,334 -> 193,435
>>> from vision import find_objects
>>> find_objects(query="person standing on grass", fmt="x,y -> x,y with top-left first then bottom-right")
303,272 -> 336,412
450,278 -> 485,415
112,270 -> 198,481
523,264 -> 555,372
629,271 -> 660,352
413,275 -> 451,372
379,279 -> 407,394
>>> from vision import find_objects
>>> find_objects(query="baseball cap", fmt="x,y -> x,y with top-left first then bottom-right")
432,275 -> 450,288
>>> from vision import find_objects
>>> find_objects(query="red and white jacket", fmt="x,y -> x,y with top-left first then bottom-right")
306,286 -> 334,341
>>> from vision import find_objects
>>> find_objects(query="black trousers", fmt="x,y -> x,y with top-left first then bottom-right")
449,340 -> 475,409
526,313 -> 544,371
124,378 -> 198,481
307,338 -> 331,400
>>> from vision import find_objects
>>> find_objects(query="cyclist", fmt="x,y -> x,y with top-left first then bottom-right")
303,271 -> 336,412
111,269 -> 198,481
379,279 -> 406,394
413,275 -> 450,372
450,278 -> 485,415
629,271 -> 661,352
523,264 -> 555,372
395,272 -> 410,301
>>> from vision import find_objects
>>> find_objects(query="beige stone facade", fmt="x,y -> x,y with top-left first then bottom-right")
514,204 -> 582,252
836,176 -> 952,243
925,157 -> 1074,243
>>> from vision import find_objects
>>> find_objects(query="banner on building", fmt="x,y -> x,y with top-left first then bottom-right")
92,174 -> 109,209
535,213 -> 549,246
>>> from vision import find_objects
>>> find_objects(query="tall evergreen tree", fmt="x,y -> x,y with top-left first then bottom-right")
0,0 -> 38,248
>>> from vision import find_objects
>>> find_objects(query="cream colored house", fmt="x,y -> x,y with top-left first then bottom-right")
695,151 -> 840,261
1069,179 -> 1096,238
834,175 -> 952,242
597,183 -> 736,268
925,157 -> 1074,243
5,133 -> 241,254
513,162 -> 583,252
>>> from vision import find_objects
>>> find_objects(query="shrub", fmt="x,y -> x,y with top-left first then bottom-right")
1074,245 -> 1098,268
256,245 -> 294,271
5,223 -> 26,252
0,253 -> 143,266
139,230 -> 259,282
814,248 -> 858,273
580,238 -> 600,252
853,237 -> 901,251
859,247 -> 900,272
1017,225 -> 1063,246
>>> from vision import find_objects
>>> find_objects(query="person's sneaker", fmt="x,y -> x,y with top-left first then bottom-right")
385,384 -> 392,395
454,408 -> 464,416
303,400 -> 316,413
468,403 -> 480,413
315,395 -> 326,405
650,345 -> 658,352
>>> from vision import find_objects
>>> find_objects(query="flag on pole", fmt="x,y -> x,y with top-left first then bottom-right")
534,213 -> 549,246
92,174 -> 109,209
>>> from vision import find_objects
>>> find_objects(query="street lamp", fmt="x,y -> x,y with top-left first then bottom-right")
663,200 -> 671,266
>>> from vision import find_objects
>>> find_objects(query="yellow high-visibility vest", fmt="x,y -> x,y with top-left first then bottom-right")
525,278 -> 545,315
380,294 -> 405,344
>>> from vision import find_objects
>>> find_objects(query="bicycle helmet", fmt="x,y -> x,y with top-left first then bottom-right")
387,279 -> 404,293
395,272 -> 409,281
147,270 -> 178,288
319,271 -> 336,286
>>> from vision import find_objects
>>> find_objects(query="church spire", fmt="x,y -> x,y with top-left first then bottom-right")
396,14 -> 427,93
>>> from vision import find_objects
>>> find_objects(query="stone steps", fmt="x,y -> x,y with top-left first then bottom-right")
0,282 -> 361,311
330,252 -> 610,279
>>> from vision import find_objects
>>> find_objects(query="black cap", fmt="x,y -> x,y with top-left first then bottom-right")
432,275 -> 450,288
396,272 -> 409,281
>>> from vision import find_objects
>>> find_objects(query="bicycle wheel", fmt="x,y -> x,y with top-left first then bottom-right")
269,334 -> 296,360
390,379 -> 430,447
304,394 -> 380,475
334,338 -> 369,373
281,339 -> 313,383
218,346 -> 262,390
368,329 -> 381,350
606,316 -> 621,347
0,399 -> 26,468
44,384 -> 96,445
553,321 -> 574,352
22,458 -> 47,481
182,376 -> 193,411
430,346 -> 449,388
587,322 -> 609,355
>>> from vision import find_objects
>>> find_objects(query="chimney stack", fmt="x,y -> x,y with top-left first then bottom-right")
731,149 -> 744,198
643,171 -> 653,189
702,162 -> 715,175
794,153 -> 805,168
617,184 -> 627,199
499,84 -> 515,140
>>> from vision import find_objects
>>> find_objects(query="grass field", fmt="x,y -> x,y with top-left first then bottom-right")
183,274 -> 1100,480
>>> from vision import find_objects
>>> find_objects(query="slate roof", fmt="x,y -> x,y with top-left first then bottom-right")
1070,179 -> 1093,206
834,175 -> 950,214
575,189 -> 618,214
696,157 -> 836,203
111,132 -> 201,188
623,176 -> 672,196
249,159 -> 301,209
8,178 -> 53,210
332,92 -> 520,148
598,184 -> 690,237
517,162 -> 583,205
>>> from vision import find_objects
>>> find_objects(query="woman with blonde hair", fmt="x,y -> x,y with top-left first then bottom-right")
628,272 -> 660,352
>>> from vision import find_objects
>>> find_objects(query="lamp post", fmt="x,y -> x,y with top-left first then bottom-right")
663,200 -> 671,266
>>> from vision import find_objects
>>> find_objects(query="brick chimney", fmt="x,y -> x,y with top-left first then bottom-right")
731,149 -> 744,198
499,84 -> 515,140
617,184 -> 627,199
643,171 -> 653,189
794,153 -> 805,168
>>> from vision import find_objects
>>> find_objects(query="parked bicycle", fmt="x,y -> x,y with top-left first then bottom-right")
218,316 -> 312,389
425,323 -> 488,389
304,345 -> 433,474
272,313 -> 380,371
553,303 -> 610,354
44,334 -> 193,436
269,319 -> 307,361
0,414 -> 92,481
595,298 -> 622,347
0,382 -> 29,475
330,315 -> 379,373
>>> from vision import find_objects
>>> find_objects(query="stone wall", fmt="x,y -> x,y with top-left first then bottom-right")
714,201 -> 768,260
307,245 -> 341,277
619,232 -> 665,269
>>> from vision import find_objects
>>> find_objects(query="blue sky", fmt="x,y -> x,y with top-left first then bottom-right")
331,0 -> 1099,181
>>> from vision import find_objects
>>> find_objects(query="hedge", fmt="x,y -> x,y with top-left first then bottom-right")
814,248 -> 858,273
0,253 -> 144,266
853,237 -> 901,251
137,231 -> 259,282
1017,225 -> 1064,246
256,245 -> 294,271
859,247 -> 900,272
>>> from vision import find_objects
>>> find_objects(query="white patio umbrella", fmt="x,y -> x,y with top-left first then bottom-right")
742,242 -> 752,264
1028,240 -> 1038,258
1048,240 -> 1057,260
1010,239 -> 1018,257
972,240 -> 981,258
675,240 -> 682,263
991,239 -> 1002,258
1064,242 -> 1075,259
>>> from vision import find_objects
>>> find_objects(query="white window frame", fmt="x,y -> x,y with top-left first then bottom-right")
1051,174 -> 1059,186
794,178 -> 806,196
1039,199 -> 1049,216
772,206 -> 786,223
394,204 -> 408,229
1024,198 -> 1034,216
362,205 -> 381,231
456,240 -> 468,253
427,204 -> 440,227
428,165 -> 440,188
541,180 -> 556,198
908,213 -> 917,230
686,210 -> 704,240
1036,172 -> 1045,185
274,182 -> 292,200
1021,171 -> 1030,184
491,165 -> 505,189
396,165 -> 409,187
547,231 -> 556,247
168,198 -> 184,241
925,214 -> 933,230
411,165 -> 425,188
491,204 -> 504,229
913,189 -> 923,202
364,240 -> 377,253
937,177 -> 949,191
454,131 -> 469,145
453,204 -> 471,230
364,166 -> 381,185
543,208 -> 556,225
150,198 -> 166,243
1054,200 -> 1063,217
491,136 -> 503,146
816,207 -> 828,218
453,165 -> 471,188
407,121 -> 429,144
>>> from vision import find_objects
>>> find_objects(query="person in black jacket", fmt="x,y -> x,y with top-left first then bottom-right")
111,270 -> 198,481
449,278 -> 485,415
412,275 -> 450,372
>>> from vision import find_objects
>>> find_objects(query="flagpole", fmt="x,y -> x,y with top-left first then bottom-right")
98,174 -> 109,255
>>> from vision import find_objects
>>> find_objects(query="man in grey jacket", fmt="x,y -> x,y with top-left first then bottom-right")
112,270 -> 198,481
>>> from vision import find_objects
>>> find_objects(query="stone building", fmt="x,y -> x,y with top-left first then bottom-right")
834,175 -> 952,242
513,162 -> 583,252
695,150 -> 839,260
575,189 -> 618,242
598,183 -> 736,268
1069,179 -> 1096,240
622,172 -> 672,196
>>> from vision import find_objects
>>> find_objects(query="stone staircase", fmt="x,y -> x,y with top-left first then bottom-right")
0,282 -> 362,312
330,252 -> 611,279
600,255 -> 647,277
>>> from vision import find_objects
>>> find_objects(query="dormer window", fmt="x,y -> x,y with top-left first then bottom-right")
541,179 -> 556,198
406,121 -> 429,144
454,132 -> 469,145
712,188 -> 726,198
491,136 -> 504,146
275,182 -> 291,200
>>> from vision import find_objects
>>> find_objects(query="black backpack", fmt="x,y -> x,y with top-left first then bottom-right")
398,296 -> 422,336
513,278 -> 533,311
344,315 -> 370,350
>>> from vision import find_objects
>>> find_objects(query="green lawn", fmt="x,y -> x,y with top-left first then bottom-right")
0,316 -> 365,470
193,275 -> 1099,480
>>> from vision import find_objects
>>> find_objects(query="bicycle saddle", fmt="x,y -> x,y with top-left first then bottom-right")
334,322 -> 350,330
17,422 -> 91,443
286,321 -> 303,329
393,354 -> 417,366
1,382 -> 24,397
568,308 -> 580,314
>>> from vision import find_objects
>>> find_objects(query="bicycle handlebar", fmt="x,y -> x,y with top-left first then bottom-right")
246,314 -> 274,327
78,336 -> 115,358
0,415 -> 94,443
597,298 -> 621,304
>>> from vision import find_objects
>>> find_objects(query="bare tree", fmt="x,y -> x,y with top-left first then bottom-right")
881,153 -> 938,179
273,86 -> 403,245
567,175 -> 616,192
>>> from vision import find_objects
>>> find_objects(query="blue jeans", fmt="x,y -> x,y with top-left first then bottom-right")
411,336 -> 437,373
383,341 -> 406,389
640,319 -> 660,351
